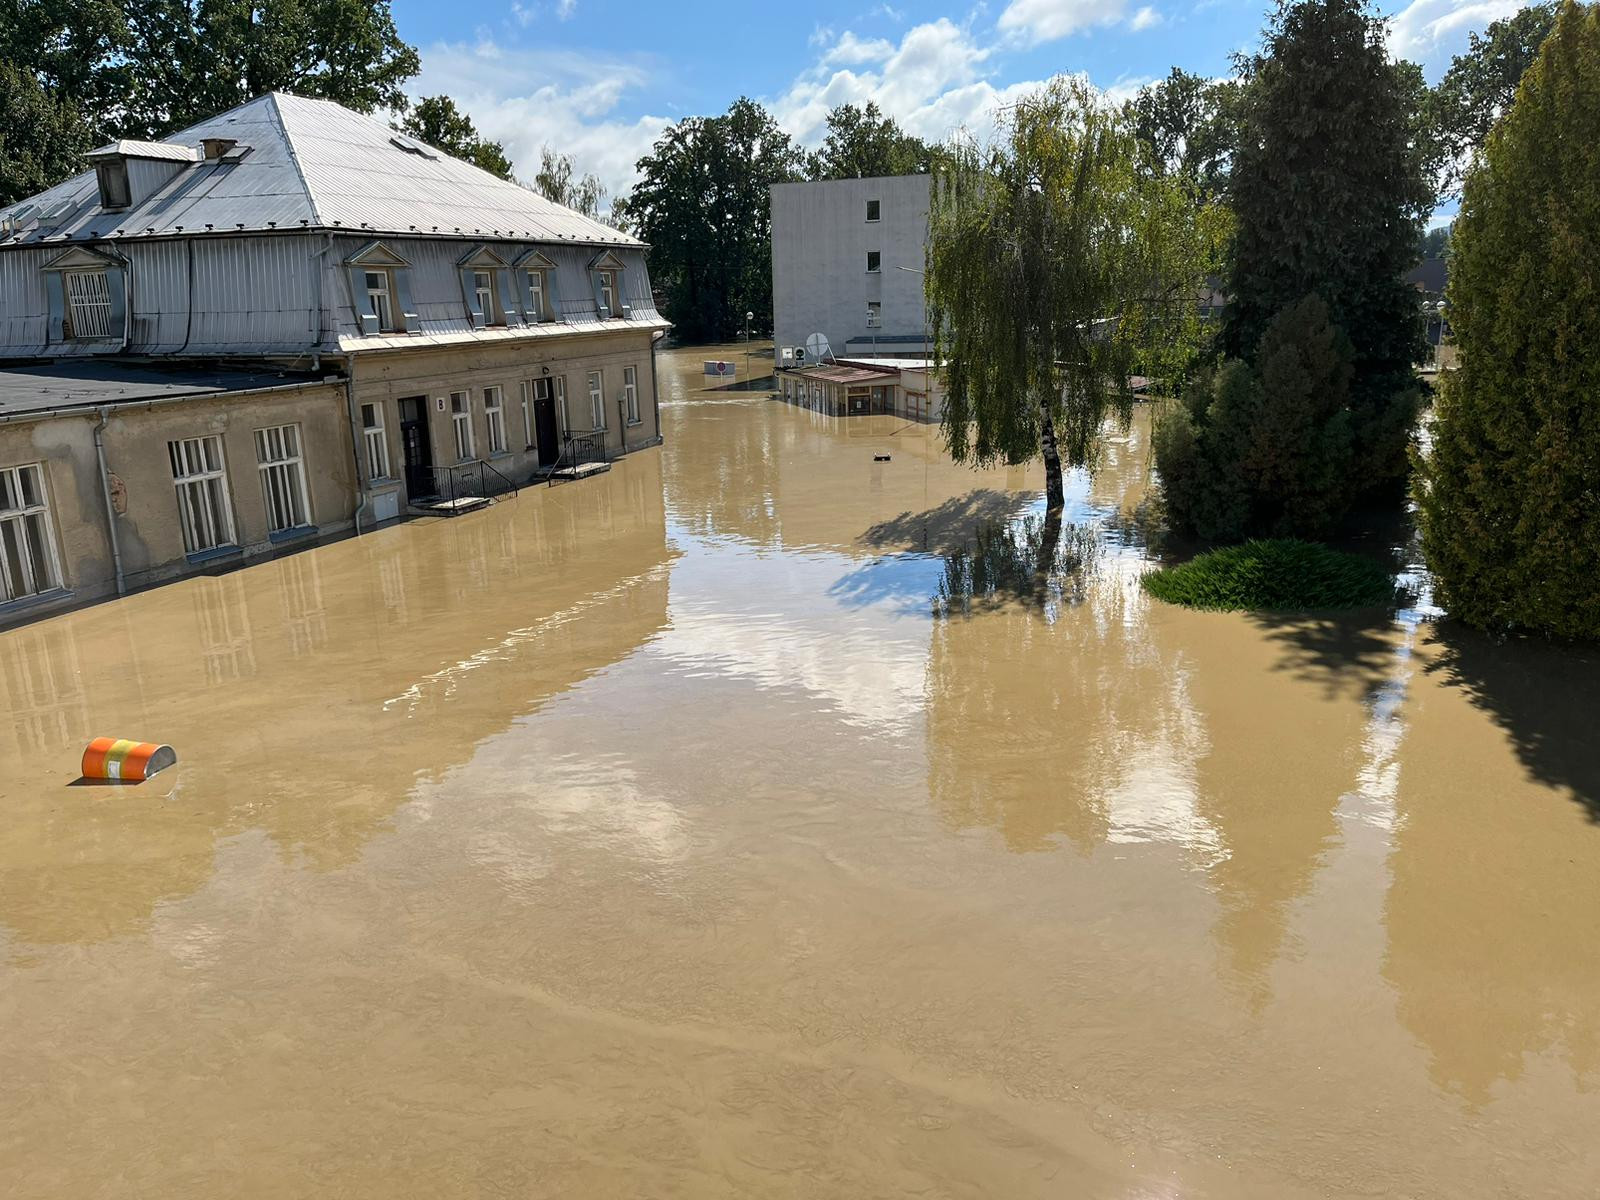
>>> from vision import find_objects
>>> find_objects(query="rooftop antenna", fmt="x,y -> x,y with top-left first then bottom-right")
805,332 -> 835,365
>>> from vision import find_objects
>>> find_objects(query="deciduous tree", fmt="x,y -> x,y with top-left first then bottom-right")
620,98 -> 800,341
528,146 -> 606,217
1422,2 -> 1558,199
806,102 -> 933,180
1415,1 -> 1600,639
926,76 -> 1226,533
1125,68 -> 1239,202
0,61 -> 92,207
399,95 -> 513,179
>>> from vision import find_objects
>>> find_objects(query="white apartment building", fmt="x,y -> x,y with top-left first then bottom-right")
770,175 -> 931,366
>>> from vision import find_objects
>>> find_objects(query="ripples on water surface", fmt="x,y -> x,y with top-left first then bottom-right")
1,343 -> 1597,1198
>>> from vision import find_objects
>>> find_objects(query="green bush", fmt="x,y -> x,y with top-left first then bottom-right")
1154,294 -> 1358,539
1141,539 -> 1396,611
1414,2 -> 1600,640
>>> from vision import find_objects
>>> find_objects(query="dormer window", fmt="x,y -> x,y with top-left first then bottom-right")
514,249 -> 560,323
457,246 -> 515,329
526,269 -> 546,320
586,250 -> 631,321
344,241 -> 416,336
65,270 -> 114,338
96,160 -> 131,210
473,271 -> 496,322
42,246 -> 125,345
363,270 -> 396,332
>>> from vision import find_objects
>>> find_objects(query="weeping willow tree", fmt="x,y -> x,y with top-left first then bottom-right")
927,77 -> 1227,531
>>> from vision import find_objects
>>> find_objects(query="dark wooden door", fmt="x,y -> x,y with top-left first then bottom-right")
533,384 -> 559,467
398,396 -> 434,499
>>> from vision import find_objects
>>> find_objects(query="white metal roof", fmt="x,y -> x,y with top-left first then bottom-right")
87,140 -> 200,162
1,92 -> 640,250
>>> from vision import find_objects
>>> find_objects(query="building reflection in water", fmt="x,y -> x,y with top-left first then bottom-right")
0,449 -> 673,949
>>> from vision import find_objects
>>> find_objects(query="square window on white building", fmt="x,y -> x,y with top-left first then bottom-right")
866,199 -> 881,222
623,366 -> 639,424
866,251 -> 881,273
255,423 -> 312,534
484,386 -> 507,455
587,370 -> 605,430
360,402 -> 390,481
169,435 -> 237,554
0,463 -> 62,601
866,301 -> 881,328
451,391 -> 474,460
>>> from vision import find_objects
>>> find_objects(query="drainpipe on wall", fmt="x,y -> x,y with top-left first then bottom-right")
650,330 -> 665,444
343,352 -> 368,536
93,406 -> 126,596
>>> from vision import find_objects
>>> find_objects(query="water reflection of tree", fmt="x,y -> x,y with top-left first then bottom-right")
1384,625 -> 1600,1104
1181,621 -> 1370,1011
924,512 -> 1195,856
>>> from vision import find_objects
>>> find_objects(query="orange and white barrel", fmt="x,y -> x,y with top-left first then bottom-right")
81,738 -> 176,783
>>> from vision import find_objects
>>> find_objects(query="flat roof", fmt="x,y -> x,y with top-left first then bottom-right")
0,360 -> 336,420
781,363 -> 900,385
836,357 -> 937,370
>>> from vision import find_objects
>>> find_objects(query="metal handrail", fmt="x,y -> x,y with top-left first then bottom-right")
428,459 -> 520,508
545,429 -> 607,486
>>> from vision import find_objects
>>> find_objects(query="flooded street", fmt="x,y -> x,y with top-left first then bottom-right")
2,342 -> 1598,1198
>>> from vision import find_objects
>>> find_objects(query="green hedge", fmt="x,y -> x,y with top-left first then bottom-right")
1141,539 -> 1395,611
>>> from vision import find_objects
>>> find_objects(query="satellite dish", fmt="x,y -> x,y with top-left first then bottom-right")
805,332 -> 834,364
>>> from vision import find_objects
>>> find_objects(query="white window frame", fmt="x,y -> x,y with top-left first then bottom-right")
587,370 -> 605,430
451,391 -> 474,461
598,271 -> 616,318
255,423 -> 313,534
623,366 -> 640,424
866,199 -> 881,222
363,269 -> 397,333
866,301 -> 881,328
484,385 -> 507,455
555,375 -> 568,435
525,270 -> 546,322
0,463 -> 63,602
520,380 -> 534,448
361,402 -> 391,481
866,251 -> 881,273
65,269 -> 113,339
169,435 -> 237,554
473,270 -> 495,324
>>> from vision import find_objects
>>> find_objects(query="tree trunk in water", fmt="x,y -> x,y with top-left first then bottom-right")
1036,396 -> 1065,580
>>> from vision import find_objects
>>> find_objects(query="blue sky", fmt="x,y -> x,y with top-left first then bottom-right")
392,0 -> 1530,204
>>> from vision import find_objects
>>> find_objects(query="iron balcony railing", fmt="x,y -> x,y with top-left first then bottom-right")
425,458 -> 520,509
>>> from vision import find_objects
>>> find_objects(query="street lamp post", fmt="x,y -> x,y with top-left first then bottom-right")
744,310 -> 754,384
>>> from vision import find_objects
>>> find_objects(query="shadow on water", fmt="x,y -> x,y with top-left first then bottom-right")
858,489 -> 1033,555
1247,611 -> 1405,703
1423,621 -> 1600,822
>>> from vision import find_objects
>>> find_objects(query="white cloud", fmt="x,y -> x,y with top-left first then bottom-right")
823,31 -> 897,66
997,0 -> 1130,43
1130,5 -> 1164,30
415,16 -> 1158,208
1386,0 -> 1528,68
412,40 -> 670,202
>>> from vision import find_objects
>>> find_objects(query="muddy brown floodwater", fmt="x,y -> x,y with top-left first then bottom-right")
2,342 -> 1599,1198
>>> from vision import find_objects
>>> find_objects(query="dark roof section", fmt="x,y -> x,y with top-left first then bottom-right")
0,360 -> 336,420
1407,257 -> 1448,294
